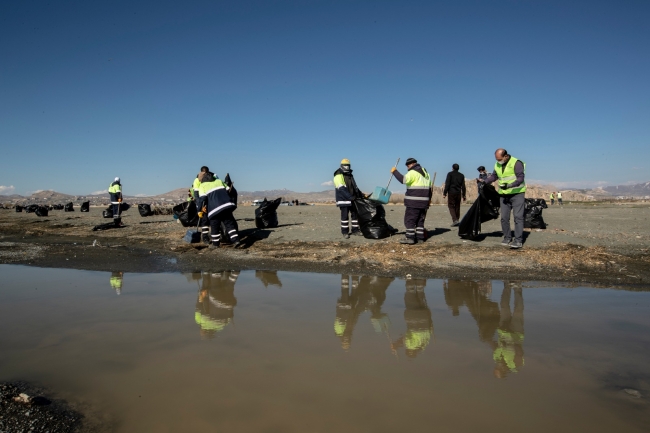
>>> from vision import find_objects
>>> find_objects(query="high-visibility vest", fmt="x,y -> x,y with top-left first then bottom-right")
494,157 -> 526,195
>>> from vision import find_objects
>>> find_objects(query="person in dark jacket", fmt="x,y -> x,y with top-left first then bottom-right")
197,171 -> 241,249
391,158 -> 432,244
333,159 -> 365,238
443,164 -> 466,227
476,166 -> 488,194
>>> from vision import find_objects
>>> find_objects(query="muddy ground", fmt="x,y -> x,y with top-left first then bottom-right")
1,202 -> 649,288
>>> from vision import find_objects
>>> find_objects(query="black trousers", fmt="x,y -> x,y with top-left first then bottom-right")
404,207 -> 427,240
207,210 -> 239,246
340,206 -> 359,234
447,193 -> 461,222
112,203 -> 121,218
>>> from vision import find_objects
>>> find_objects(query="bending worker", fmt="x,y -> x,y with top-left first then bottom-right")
391,158 -> 432,244
333,159 -> 364,238
480,148 -> 526,249
197,170 -> 242,249
108,177 -> 123,227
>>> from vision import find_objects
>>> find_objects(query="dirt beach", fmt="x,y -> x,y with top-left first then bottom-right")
1,202 -> 649,287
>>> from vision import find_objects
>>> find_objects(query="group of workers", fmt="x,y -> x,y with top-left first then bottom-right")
333,148 -> 528,249
549,191 -> 563,205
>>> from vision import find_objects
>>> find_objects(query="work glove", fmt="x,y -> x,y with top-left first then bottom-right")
118,198 -> 122,203
499,183 -> 509,190
390,167 -> 397,173
198,211 -> 204,218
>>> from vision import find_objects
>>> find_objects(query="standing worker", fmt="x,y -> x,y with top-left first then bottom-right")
549,192 -> 555,205
333,159 -> 365,238
108,177 -> 123,227
480,149 -> 526,249
391,158 -> 432,244
557,191 -> 563,205
443,164 -> 466,227
197,170 -> 241,249
193,166 -> 210,243
476,166 -> 488,194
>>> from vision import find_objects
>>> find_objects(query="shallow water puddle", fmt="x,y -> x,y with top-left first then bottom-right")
1,265 -> 649,432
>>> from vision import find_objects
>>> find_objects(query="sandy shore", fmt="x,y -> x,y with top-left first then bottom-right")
1,202 -> 649,287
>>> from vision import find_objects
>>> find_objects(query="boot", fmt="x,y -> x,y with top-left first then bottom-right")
400,237 -> 416,245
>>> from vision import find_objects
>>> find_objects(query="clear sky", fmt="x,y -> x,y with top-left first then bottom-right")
1,0 -> 648,196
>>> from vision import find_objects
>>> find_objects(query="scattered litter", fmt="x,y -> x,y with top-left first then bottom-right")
14,393 -> 30,404
623,389 -> 642,398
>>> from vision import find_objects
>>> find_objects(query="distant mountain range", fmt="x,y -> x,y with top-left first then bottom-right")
602,182 -> 650,197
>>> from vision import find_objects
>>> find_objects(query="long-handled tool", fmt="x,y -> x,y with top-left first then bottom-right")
369,158 -> 400,204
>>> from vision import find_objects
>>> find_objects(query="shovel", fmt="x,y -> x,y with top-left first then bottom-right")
369,158 -> 400,204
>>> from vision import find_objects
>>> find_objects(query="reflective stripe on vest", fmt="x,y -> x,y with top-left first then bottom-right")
494,157 -> 526,195
108,183 -> 121,194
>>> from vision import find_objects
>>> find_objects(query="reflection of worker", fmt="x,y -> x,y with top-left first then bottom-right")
334,275 -> 394,350
194,271 -> 240,339
333,159 -> 364,238
391,158 -> 432,244
492,281 -> 525,379
109,271 -> 124,295
108,177 -> 123,227
391,278 -> 433,358
256,270 -> 283,288
444,280 -> 498,343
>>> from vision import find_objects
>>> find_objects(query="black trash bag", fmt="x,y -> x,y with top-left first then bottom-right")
224,173 -> 238,210
92,221 -> 124,231
25,204 -> 39,213
15,205 -> 23,212
53,204 -> 64,210
353,198 -> 392,239
80,201 -> 90,212
138,203 -> 154,217
35,206 -> 49,217
173,201 -> 199,227
64,202 -> 74,212
103,205 -> 113,218
118,202 -> 130,212
255,198 -> 281,229
458,184 -> 501,239
524,198 -> 548,229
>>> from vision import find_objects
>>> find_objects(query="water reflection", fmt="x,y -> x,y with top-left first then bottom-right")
444,280 -> 525,377
256,270 -> 283,288
390,279 -> 434,358
110,271 -> 124,295
194,271 -> 240,339
334,275 -> 394,350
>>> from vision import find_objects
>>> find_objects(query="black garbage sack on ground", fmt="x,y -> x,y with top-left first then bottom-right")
138,203 -> 154,217
35,206 -> 49,217
53,204 -> 64,210
15,205 -> 23,212
224,173 -> 238,210
25,204 -> 39,213
524,198 -> 548,229
103,206 -> 113,218
458,184 -> 501,239
92,221 -> 124,231
173,201 -> 199,227
353,198 -> 393,239
64,202 -> 74,212
80,201 -> 90,212
255,198 -> 281,229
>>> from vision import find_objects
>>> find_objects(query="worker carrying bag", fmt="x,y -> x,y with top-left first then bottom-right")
353,198 -> 394,239
458,184 -> 501,239
80,201 -> 90,212
138,203 -> 154,217
255,198 -> 281,229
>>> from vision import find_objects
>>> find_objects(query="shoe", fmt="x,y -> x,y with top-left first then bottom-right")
510,240 -> 523,249
501,238 -> 512,246
209,244 -> 220,249
343,233 -> 350,239
451,221 -> 459,227
400,238 -> 416,245
232,241 -> 242,249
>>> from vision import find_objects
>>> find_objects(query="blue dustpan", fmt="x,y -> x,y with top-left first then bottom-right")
369,157 -> 400,204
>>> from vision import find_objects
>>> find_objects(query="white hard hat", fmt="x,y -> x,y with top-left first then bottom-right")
115,177 -> 120,182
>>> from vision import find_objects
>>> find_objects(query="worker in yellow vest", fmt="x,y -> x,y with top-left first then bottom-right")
480,149 -> 526,249
549,192 -> 555,205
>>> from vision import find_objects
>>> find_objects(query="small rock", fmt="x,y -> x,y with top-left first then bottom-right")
406,274 -> 412,279
14,393 -> 30,403
623,388 -> 642,398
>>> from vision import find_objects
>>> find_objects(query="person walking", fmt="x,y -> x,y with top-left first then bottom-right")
443,164 -> 466,226
391,158 -> 432,244
476,166 -> 488,194
108,177 -> 123,227
197,171 -> 241,249
480,148 -> 526,249
549,192 -> 555,205
557,191 -> 563,205
333,159 -> 364,238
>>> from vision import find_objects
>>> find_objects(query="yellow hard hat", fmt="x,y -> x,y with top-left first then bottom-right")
341,158 -> 350,165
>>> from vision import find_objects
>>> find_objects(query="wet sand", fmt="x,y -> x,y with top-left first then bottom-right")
1,203 -> 649,287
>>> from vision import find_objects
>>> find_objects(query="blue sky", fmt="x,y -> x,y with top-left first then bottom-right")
1,0 -> 648,196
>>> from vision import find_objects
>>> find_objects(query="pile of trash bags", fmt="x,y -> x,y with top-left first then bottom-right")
52,204 -> 64,210
64,202 -> 74,212
24,205 -> 39,213
138,203 -> 154,217
255,198 -> 281,229
524,198 -> 548,229
353,198 -> 396,239
80,201 -> 90,212
458,184 -> 501,239
173,201 -> 198,227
